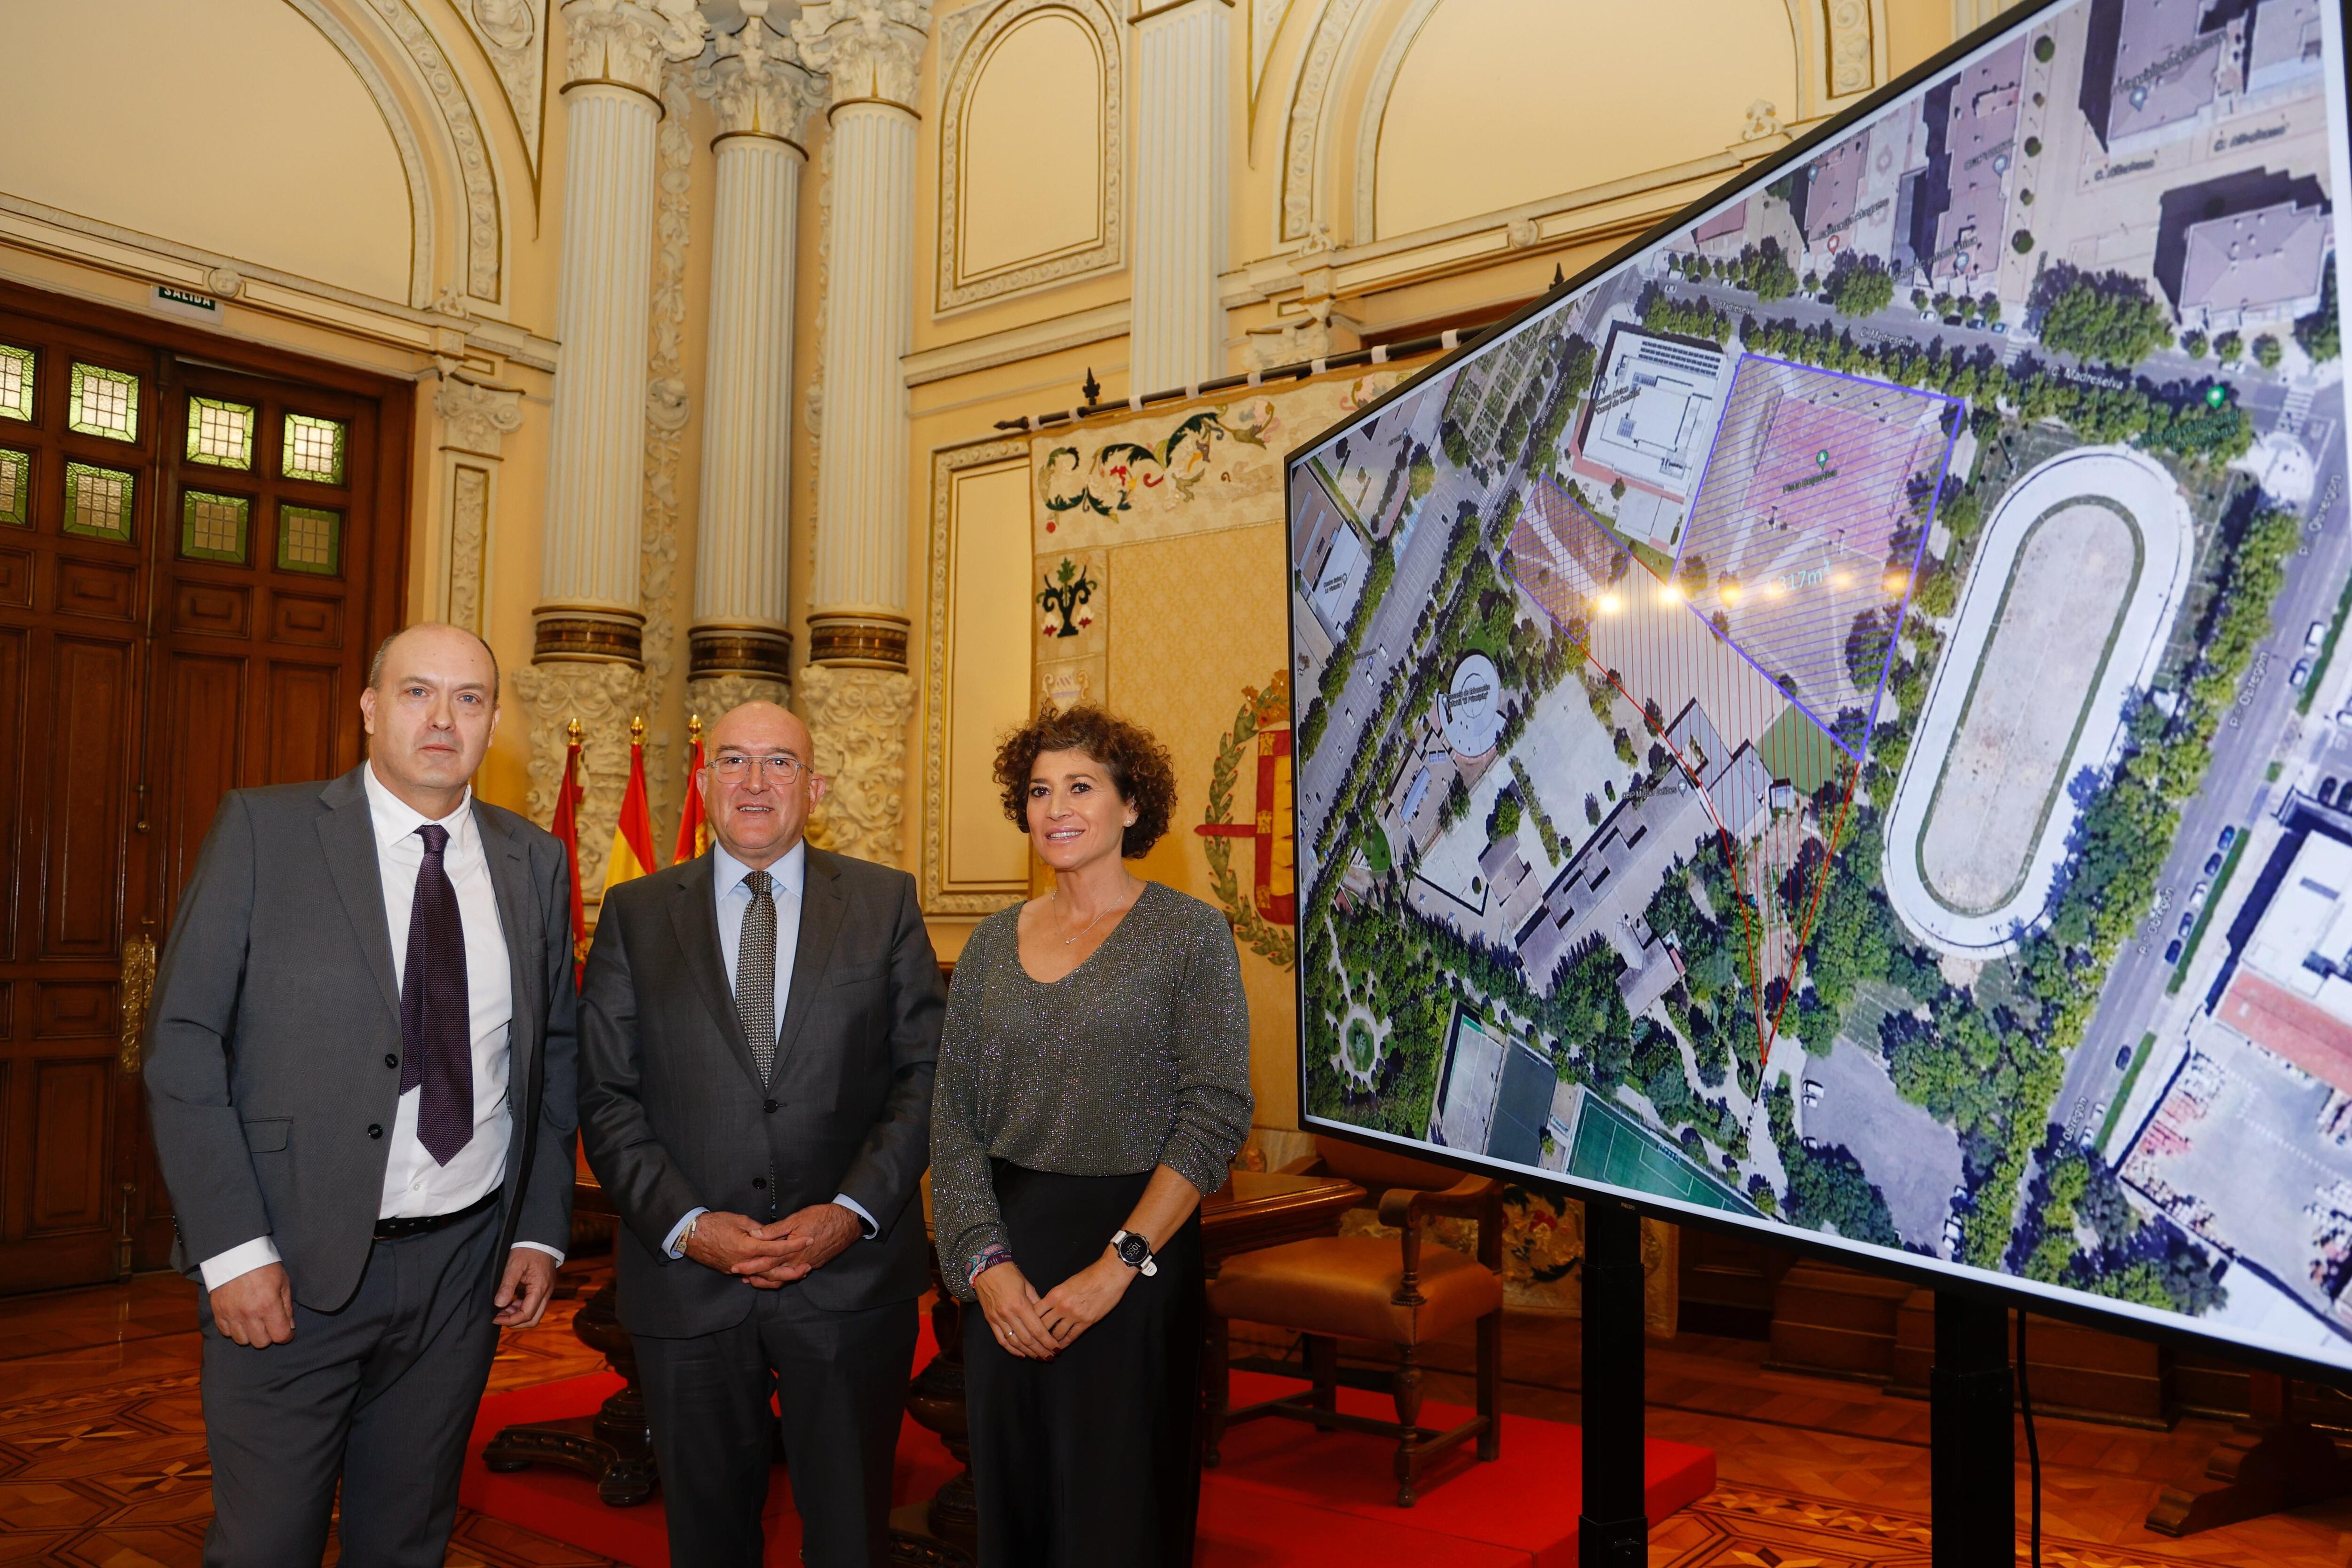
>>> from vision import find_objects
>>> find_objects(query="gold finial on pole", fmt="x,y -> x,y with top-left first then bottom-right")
566,717 -> 582,747
629,713 -> 645,744
687,712 -> 702,746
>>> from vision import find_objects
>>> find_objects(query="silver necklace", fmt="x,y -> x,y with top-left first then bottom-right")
1055,884 -> 1136,944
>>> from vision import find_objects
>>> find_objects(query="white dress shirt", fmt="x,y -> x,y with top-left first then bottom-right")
200,763 -> 561,1290
663,839 -> 876,1257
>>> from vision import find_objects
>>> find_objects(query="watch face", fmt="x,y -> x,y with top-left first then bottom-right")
1118,1234 -> 1149,1266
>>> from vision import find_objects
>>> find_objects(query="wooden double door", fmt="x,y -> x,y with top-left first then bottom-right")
0,283 -> 408,1292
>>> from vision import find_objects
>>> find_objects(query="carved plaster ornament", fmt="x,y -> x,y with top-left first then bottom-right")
798,664 -> 917,860
1741,99 -> 1784,142
563,0 -> 709,93
703,2 -> 825,143
204,267 -> 245,300
793,0 -> 934,110
434,378 -> 526,456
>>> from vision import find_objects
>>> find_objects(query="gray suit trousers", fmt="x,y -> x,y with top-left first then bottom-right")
198,1203 -> 503,1568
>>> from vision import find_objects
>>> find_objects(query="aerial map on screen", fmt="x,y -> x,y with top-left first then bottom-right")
1290,0 -> 2352,1367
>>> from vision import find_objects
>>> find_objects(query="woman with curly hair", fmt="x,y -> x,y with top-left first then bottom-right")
929,703 -> 1252,1566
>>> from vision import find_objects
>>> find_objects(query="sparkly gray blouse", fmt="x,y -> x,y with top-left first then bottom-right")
930,880 -> 1253,1298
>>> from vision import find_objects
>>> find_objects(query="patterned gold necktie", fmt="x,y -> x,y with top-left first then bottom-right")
739,869 -> 777,1080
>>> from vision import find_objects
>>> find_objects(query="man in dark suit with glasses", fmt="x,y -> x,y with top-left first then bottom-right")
579,699 -> 942,1568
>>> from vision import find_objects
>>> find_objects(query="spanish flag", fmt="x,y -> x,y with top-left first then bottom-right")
673,713 -> 710,863
603,716 -> 660,896
550,718 -> 588,983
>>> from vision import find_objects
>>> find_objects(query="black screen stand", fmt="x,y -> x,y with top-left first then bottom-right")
1580,1198 -> 1648,1567
1931,1290 -> 2015,1565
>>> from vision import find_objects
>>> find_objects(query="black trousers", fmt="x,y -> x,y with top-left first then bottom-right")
197,1201 -> 503,1568
633,1285 -> 918,1568
962,1163 -> 1204,1568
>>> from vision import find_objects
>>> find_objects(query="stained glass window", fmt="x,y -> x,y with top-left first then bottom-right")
182,490 -> 249,562
68,363 -> 139,441
0,345 -> 31,422
281,414 -> 346,484
278,504 -> 341,574
64,462 -> 135,540
0,448 -> 27,527
186,397 -> 256,469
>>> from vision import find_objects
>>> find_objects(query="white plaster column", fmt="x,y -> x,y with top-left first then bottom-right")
1129,0 -> 1230,395
688,3 -> 824,722
514,0 -> 706,885
791,0 -> 932,860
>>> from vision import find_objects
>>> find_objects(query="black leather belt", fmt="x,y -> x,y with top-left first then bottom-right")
373,1187 -> 499,1241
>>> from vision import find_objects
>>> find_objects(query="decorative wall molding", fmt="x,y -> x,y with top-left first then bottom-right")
924,438 -> 1033,914
1248,0 -> 1292,130
1349,0 -> 1440,245
434,376 -> 526,454
286,0 -> 437,307
1824,0 -> 1874,98
636,59 -> 696,828
564,0 -> 708,96
446,462 -> 493,632
1275,0 -> 1374,244
455,0 -> 549,179
794,0 -> 934,111
511,659 -> 652,894
363,0 -> 506,303
687,673 -> 792,729
702,4 -> 825,140
800,664 -> 919,863
935,0 -> 1124,311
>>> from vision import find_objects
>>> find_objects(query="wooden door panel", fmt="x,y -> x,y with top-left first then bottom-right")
265,662 -> 338,786
40,638 -> 128,959
163,655 -> 245,910
30,1059 -> 109,1233
172,582 -> 251,639
0,282 -> 406,1289
0,626 -> 22,964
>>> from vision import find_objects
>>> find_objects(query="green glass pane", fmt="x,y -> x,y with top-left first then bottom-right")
67,363 -> 139,442
277,503 -> 341,574
64,462 -> 135,540
281,413 -> 346,484
186,397 -> 255,470
181,490 -> 249,562
0,345 -> 31,422
0,448 -> 27,527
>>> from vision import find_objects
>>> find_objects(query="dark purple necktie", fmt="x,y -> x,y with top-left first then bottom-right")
400,823 -> 472,1165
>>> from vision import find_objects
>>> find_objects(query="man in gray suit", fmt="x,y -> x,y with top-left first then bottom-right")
580,700 -> 942,1568
145,623 -> 578,1568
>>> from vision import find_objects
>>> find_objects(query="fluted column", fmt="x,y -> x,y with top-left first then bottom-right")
515,0 -> 706,888
1129,0 -> 1229,394
792,0 -> 931,861
688,3 -> 824,724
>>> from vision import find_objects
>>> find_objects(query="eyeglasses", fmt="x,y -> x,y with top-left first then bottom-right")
710,753 -> 806,782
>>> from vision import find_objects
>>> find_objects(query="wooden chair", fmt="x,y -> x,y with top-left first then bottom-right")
1203,1137 -> 1503,1506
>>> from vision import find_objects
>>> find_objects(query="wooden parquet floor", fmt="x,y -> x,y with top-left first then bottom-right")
1,1268 -> 2346,1565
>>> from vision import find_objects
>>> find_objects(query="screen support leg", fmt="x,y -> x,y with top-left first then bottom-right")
1579,1198 -> 1647,1568
1930,1291 -> 2013,1566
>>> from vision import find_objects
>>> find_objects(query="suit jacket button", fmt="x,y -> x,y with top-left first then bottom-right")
367,1124 -> 383,1139
384,1054 -> 399,1070
752,1177 -> 766,1189
764,1099 -> 779,1114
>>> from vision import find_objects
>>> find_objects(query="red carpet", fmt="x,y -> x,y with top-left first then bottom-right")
462,1343 -> 1713,1567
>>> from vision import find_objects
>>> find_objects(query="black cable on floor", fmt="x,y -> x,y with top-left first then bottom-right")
2016,1307 -> 2042,1568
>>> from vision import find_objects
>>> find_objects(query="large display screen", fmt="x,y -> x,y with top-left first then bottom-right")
1290,0 -> 2352,1370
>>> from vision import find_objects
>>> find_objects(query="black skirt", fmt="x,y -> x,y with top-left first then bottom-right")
961,1162 -> 1204,1568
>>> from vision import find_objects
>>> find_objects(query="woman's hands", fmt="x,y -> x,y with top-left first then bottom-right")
973,1262 -> 1061,1359
1034,1251 -> 1136,1349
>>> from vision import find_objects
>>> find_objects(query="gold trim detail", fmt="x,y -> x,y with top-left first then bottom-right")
689,626 -> 795,679
808,615 -> 910,669
533,614 -> 645,664
560,75 -> 667,112
118,934 -> 156,1076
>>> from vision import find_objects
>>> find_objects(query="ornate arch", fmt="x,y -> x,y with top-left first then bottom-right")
286,0 -> 511,310
935,0 -> 1124,311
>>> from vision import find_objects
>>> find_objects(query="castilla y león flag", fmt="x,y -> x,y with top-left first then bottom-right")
602,719 -> 660,897
550,721 -> 588,982
674,715 -> 709,863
